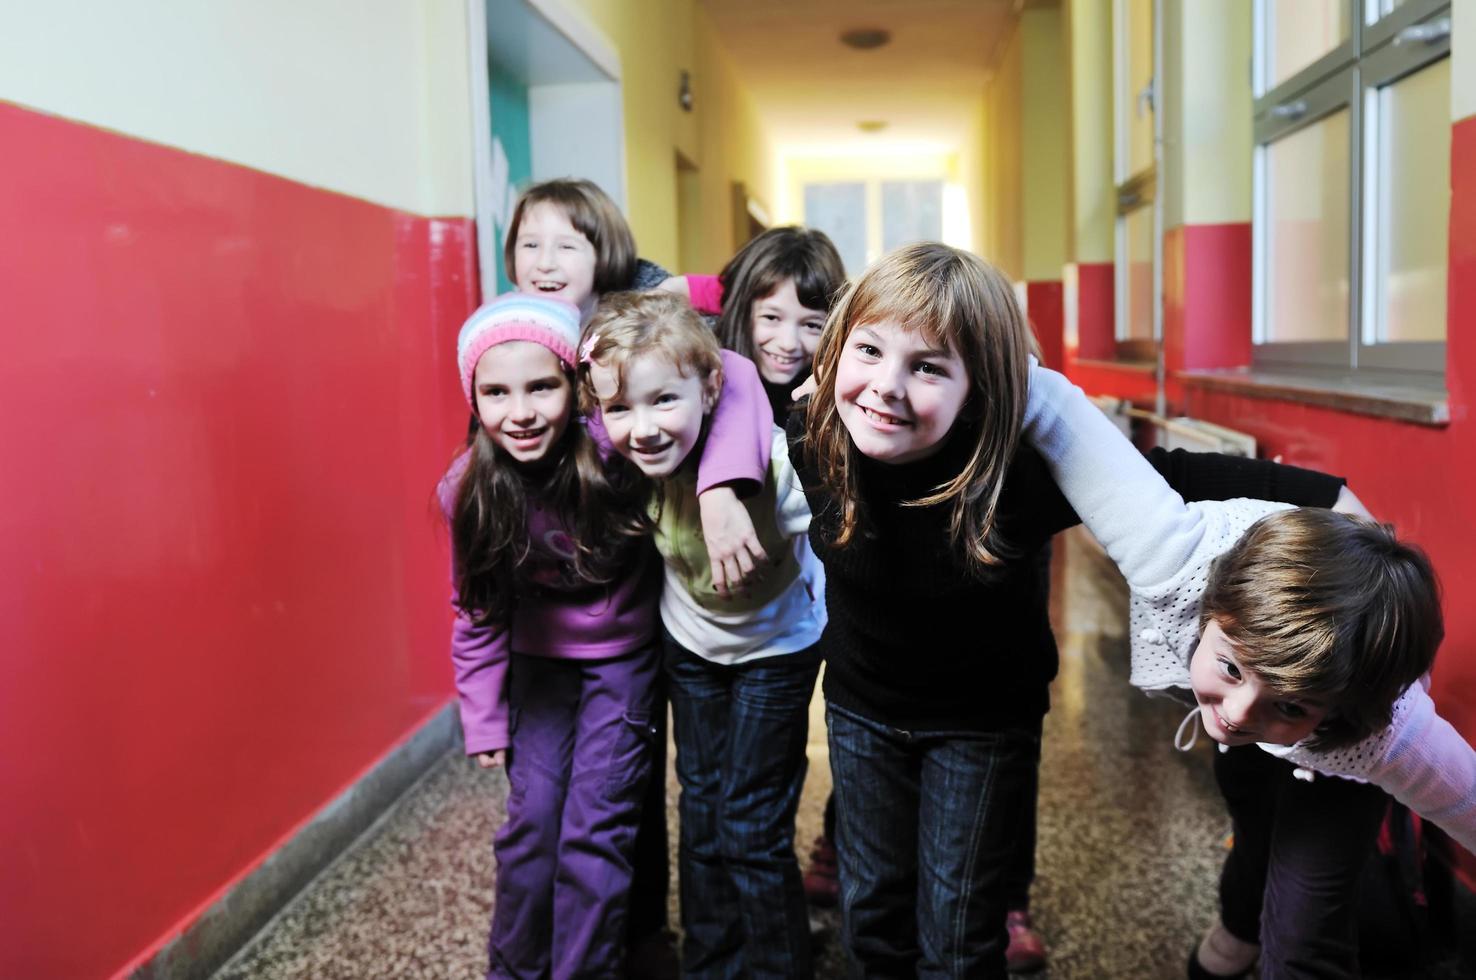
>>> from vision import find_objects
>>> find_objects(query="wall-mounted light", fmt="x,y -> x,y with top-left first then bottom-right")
679,70 -> 694,112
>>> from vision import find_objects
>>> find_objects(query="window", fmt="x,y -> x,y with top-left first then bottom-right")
803,179 -> 944,275
1253,0 -> 1449,381
1114,0 -> 1157,357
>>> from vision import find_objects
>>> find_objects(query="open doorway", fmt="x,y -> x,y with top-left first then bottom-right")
469,0 -> 626,297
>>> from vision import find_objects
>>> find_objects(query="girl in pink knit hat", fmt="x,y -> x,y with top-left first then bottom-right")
438,291 -> 771,979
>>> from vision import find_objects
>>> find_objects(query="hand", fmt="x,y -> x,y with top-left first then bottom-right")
476,750 -> 506,769
791,375 -> 817,402
657,276 -> 690,298
698,486 -> 768,599
1332,485 -> 1375,521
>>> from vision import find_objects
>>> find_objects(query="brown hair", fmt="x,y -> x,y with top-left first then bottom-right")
715,226 -> 847,362
578,291 -> 724,415
503,178 -> 637,296
803,241 -> 1034,574
1202,508 -> 1443,749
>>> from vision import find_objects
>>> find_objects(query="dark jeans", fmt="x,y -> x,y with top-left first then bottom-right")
487,648 -> 658,980
1215,743 -> 1388,980
627,678 -> 670,943
827,704 -> 1041,980
664,634 -> 821,979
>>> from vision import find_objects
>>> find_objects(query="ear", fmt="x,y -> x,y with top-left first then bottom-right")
702,371 -> 723,413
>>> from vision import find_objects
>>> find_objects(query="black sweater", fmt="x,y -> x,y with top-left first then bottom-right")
785,410 -> 1345,733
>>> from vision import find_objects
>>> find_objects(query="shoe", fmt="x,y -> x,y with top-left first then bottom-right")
1004,909 -> 1048,973
625,928 -> 679,980
802,834 -> 840,908
1186,946 -> 1252,980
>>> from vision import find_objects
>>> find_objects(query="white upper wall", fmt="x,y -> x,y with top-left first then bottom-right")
0,0 -> 475,217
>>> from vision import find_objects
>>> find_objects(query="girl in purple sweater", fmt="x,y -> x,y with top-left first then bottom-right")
439,292 -> 769,979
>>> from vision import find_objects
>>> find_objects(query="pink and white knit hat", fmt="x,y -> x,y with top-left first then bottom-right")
456,293 -> 582,405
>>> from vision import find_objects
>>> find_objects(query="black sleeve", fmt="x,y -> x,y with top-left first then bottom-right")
1146,447 -> 1346,508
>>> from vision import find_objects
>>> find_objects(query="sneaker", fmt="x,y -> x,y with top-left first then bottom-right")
1005,909 -> 1048,974
803,834 -> 840,908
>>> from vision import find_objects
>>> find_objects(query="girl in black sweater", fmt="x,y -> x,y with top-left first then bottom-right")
787,242 -> 1344,978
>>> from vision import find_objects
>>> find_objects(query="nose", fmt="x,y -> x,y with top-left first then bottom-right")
631,409 -> 661,441
509,393 -> 537,424
1220,688 -> 1257,729
868,358 -> 908,401
772,324 -> 800,353
534,242 -> 557,271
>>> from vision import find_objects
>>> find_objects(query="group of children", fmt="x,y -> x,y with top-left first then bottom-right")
440,177 -> 1476,980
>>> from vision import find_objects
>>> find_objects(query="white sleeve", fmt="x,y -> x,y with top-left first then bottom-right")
1023,362 -> 1207,589
772,427 -> 814,539
1282,683 -> 1476,855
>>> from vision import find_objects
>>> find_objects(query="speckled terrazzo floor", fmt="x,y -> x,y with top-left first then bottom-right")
214,529 -> 1466,979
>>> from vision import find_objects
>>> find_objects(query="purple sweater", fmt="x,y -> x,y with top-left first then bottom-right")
442,350 -> 771,754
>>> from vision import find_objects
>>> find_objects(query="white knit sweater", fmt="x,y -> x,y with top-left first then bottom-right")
1024,363 -> 1476,855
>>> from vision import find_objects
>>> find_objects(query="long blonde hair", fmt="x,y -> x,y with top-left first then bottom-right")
803,242 -> 1034,575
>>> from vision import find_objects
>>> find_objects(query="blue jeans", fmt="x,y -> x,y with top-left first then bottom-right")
827,704 -> 1041,980
664,633 -> 821,979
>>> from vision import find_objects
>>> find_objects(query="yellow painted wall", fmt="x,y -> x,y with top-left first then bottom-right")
1068,0 -> 1114,262
0,0 -> 474,217
983,20 -> 1024,281
1456,0 -> 1474,122
568,0 -> 775,272
1176,0 -> 1253,226
1021,7 -> 1069,281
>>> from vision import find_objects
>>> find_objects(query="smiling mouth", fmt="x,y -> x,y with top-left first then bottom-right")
763,350 -> 802,365
632,442 -> 672,457
858,405 -> 911,427
532,280 -> 566,292
505,427 -> 547,442
1215,712 -> 1254,738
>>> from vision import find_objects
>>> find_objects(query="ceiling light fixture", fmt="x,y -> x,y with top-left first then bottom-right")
858,120 -> 888,133
840,28 -> 891,50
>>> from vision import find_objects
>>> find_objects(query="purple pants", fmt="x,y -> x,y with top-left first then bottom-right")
488,646 -> 659,980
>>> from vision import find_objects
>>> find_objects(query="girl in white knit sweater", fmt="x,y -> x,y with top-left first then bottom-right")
1023,361 -> 1475,980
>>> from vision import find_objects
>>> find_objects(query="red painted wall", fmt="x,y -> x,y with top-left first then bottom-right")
0,102 -> 477,978
1025,280 -> 1064,370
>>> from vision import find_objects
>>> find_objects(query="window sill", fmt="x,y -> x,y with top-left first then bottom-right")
1073,357 -> 1156,375
1177,367 -> 1449,427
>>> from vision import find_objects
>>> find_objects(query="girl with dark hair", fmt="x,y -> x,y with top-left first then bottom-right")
440,292 -> 770,978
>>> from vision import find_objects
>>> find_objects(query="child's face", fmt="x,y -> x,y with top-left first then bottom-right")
833,319 -> 969,465
513,202 -> 599,319
473,342 -> 574,464
589,352 -> 713,479
750,278 -> 826,385
1188,619 -> 1330,746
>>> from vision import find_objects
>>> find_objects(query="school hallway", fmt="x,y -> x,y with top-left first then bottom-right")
207,528 -> 1468,980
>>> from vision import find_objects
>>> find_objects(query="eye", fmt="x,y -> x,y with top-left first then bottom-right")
855,343 -> 880,358
519,240 -> 537,249
655,392 -> 679,405
758,313 -> 779,322
915,361 -> 946,377
803,321 -> 824,333
1217,657 -> 1242,681
603,401 -> 629,415
530,381 -> 554,393
479,385 -> 507,398
1275,701 -> 1308,720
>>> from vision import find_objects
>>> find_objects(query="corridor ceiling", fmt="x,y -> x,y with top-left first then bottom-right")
701,0 -> 1033,154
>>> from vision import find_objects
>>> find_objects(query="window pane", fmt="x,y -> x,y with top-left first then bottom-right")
1127,0 -> 1154,176
1265,110 -> 1350,343
881,180 -> 943,253
1122,205 -> 1154,341
803,182 -> 867,275
1370,57 -> 1449,343
1266,0 -> 1349,89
